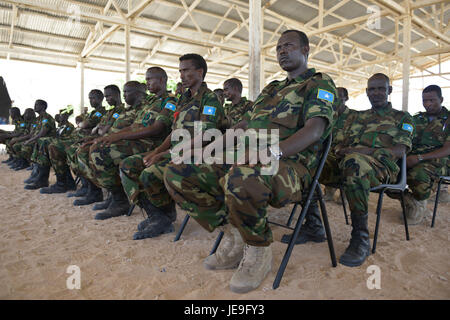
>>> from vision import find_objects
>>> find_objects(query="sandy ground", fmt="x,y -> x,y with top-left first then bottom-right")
0,153 -> 448,300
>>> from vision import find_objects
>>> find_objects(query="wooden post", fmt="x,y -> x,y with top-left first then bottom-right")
125,24 -> 131,82
402,12 -> 411,112
249,0 -> 262,101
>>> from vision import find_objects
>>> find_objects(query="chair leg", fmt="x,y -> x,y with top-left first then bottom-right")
286,203 -> 298,227
339,185 -> 349,225
372,191 -> 385,254
316,186 -> 337,267
209,231 -> 224,255
173,214 -> 190,242
273,194 -> 311,289
127,204 -> 135,216
399,192 -> 410,240
75,176 -> 80,186
431,179 -> 442,228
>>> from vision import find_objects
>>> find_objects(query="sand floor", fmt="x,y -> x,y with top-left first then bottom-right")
0,154 -> 448,300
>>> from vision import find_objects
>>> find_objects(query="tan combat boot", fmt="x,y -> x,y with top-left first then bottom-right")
323,186 -> 336,202
229,244 -> 272,294
405,195 -> 427,225
203,224 -> 244,270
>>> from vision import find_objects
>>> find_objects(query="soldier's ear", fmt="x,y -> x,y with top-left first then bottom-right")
388,85 -> 392,95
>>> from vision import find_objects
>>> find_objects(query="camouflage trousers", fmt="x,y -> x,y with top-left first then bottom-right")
407,161 -> 447,201
164,160 -> 312,247
30,137 -> 54,167
119,153 -> 172,208
321,151 -> 399,216
68,143 -> 93,181
3,138 -> 14,156
48,137 -> 78,175
12,140 -> 36,161
89,139 -> 155,190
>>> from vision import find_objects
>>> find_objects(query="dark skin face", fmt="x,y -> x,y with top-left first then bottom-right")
276,31 -> 309,80
366,76 -> 392,109
422,91 -> 443,116
23,109 -> 35,122
9,109 -> 21,121
123,85 -> 144,106
337,88 -> 349,114
145,71 -> 165,96
179,59 -> 204,93
223,83 -> 241,105
34,101 -> 46,115
89,92 -> 103,109
104,88 -> 121,107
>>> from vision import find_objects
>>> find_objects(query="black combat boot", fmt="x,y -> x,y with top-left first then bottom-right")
73,181 -> 103,206
14,158 -> 30,171
339,213 -> 371,267
281,202 -> 326,244
92,194 -> 112,211
2,155 -> 13,164
67,177 -> 88,198
9,157 -> 20,168
133,200 -> 175,240
24,163 -> 40,184
94,187 -> 130,220
40,168 -> 75,194
24,165 -> 50,189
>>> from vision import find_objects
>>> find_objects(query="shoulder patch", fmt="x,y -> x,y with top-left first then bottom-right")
20,123 -> 25,127
32,124 -> 37,128
202,106 -> 216,116
402,123 -> 414,133
164,102 -> 177,112
95,111 -> 103,118
112,113 -> 120,119
317,89 -> 334,103
42,119 -> 48,124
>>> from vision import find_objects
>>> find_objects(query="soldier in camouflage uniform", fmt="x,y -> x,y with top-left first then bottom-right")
222,78 -> 254,127
214,88 -> 225,106
89,70 -> 177,220
322,73 -> 414,268
39,110 -> 78,193
46,89 -> 108,198
69,86 -> 126,206
322,87 -> 357,204
120,54 -> 225,241
403,85 -> 450,224
164,30 -> 337,293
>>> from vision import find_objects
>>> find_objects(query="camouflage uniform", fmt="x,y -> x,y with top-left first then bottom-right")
223,97 -> 254,126
47,106 -> 108,176
323,102 -> 414,216
407,106 -> 449,200
2,116 -> 25,155
165,68 -> 336,246
120,82 -> 225,208
14,112 -> 56,162
65,104 -> 124,178
89,93 -> 177,191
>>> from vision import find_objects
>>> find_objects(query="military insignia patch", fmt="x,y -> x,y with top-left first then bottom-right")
402,123 -> 413,133
95,112 -> 103,118
20,123 -> 25,127
42,119 -> 48,123
317,89 -> 334,103
164,103 -> 176,112
112,113 -> 120,119
203,106 -> 216,116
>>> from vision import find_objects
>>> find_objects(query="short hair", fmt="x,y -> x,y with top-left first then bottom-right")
146,67 -> 168,83
281,29 -> 309,47
179,53 -> 208,79
24,108 -> 35,116
89,89 -> 104,99
224,78 -> 243,94
369,73 -> 390,85
104,84 -> 121,94
75,115 -> 84,123
9,107 -> 20,115
423,85 -> 442,98
124,81 -> 147,93
214,88 -> 224,94
35,99 -> 47,109
337,87 -> 349,98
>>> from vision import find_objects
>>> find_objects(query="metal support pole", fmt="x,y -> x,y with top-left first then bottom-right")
78,60 -> 85,116
249,0 -> 262,101
402,12 -> 411,112
125,24 -> 131,82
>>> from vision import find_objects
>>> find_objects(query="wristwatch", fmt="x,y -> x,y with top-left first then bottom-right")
417,154 -> 424,162
269,145 -> 283,160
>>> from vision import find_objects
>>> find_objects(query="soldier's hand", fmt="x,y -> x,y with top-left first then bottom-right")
143,150 -> 158,166
406,155 -> 420,168
144,152 -> 164,167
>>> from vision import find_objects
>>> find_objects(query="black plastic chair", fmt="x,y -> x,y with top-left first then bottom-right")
208,134 -> 337,290
431,175 -> 450,228
370,154 -> 409,253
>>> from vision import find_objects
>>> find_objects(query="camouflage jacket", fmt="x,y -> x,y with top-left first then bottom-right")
332,105 -> 358,148
247,68 -> 337,172
224,97 -> 254,126
84,106 -> 107,129
99,102 -> 126,128
35,112 -> 57,137
171,82 -> 226,148
56,121 -> 76,139
411,106 -> 449,167
109,102 -> 146,134
337,102 -> 414,172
